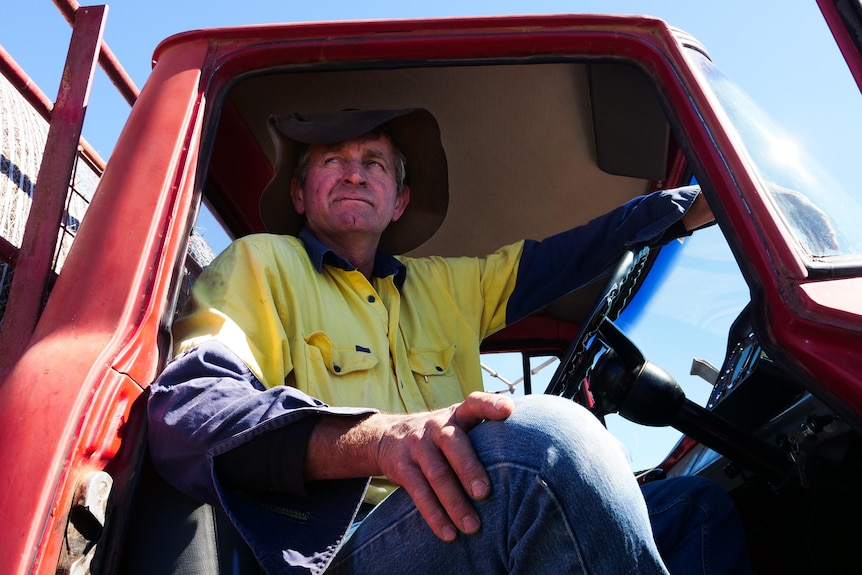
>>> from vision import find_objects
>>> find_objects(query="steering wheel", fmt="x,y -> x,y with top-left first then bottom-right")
544,246 -> 651,402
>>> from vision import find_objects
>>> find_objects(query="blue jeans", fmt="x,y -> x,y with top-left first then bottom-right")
642,475 -> 752,574
327,395 -> 669,574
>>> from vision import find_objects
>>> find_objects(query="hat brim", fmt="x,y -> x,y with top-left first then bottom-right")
258,108 -> 448,254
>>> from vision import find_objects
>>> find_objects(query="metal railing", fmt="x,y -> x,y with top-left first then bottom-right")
0,3 -> 136,377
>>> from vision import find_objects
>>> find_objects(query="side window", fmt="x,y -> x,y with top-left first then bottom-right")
480,351 -> 559,396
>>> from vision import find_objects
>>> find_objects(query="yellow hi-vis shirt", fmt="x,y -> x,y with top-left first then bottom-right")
172,233 -> 524,503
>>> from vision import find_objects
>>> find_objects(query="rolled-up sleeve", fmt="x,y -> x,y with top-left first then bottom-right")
148,339 -> 375,503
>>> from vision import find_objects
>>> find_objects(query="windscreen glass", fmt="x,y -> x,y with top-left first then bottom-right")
691,51 -> 862,261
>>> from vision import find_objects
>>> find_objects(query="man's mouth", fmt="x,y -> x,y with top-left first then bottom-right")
334,195 -> 373,206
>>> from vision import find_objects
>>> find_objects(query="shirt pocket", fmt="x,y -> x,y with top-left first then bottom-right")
408,345 -> 464,407
301,331 -> 381,405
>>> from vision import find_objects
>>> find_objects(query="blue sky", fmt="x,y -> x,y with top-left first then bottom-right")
4,1 -> 859,172
4,1 -> 860,469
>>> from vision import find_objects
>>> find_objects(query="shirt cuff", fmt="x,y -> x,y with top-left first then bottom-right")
214,413 -> 321,496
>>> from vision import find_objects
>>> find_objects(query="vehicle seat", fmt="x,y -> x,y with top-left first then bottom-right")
122,455 -> 261,574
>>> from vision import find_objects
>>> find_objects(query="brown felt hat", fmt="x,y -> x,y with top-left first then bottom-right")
259,108 -> 448,254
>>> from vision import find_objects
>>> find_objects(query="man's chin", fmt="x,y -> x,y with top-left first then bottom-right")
330,215 -> 387,236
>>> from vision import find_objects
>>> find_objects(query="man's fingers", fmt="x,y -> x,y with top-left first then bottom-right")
398,447 -> 480,541
375,396 -> 516,542
444,392 -> 513,501
398,464 -> 461,542
454,391 -> 514,429
435,423 -> 491,500
394,417 -> 486,540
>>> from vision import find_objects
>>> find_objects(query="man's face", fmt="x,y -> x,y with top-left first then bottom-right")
290,134 -> 410,246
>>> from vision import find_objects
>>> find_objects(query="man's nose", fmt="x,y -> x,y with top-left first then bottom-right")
342,160 -> 367,185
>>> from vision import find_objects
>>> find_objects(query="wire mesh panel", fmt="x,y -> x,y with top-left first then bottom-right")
52,151 -> 100,271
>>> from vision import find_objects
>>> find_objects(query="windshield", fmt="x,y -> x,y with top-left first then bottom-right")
690,51 -> 862,261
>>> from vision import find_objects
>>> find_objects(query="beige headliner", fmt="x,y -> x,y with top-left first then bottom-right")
230,61 -> 656,259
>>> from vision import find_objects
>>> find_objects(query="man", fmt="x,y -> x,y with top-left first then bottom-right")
148,108 -> 749,574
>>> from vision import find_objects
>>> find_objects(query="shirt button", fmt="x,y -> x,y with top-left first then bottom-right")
333,365 -> 341,373
436,366 -> 444,372
367,295 -> 376,303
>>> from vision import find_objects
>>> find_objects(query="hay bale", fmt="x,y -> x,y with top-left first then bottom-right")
0,73 -> 45,248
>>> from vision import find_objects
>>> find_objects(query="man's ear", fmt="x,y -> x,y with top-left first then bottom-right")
290,178 -> 306,215
391,185 -> 411,222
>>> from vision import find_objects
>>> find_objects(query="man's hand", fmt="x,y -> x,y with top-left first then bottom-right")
374,392 -> 514,541
304,392 -> 514,542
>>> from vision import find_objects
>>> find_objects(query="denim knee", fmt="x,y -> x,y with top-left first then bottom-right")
468,394 -> 637,498
477,395 -> 626,458
466,395 -> 666,573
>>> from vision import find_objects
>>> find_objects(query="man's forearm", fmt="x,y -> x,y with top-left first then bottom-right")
304,413 -> 386,480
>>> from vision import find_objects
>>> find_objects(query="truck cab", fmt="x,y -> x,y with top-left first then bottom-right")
1,3 -> 862,573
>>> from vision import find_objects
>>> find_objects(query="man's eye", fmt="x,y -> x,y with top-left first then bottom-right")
366,160 -> 385,169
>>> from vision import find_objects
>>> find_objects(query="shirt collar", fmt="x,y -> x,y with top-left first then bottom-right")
298,227 -> 407,288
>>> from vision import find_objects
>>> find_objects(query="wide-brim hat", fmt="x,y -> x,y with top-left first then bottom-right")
259,108 -> 448,254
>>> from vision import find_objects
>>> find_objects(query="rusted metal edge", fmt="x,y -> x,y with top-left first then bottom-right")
52,0 -> 141,106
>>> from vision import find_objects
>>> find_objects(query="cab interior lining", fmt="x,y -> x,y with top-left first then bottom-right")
223,60 -> 670,258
